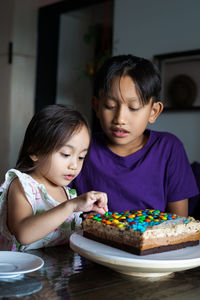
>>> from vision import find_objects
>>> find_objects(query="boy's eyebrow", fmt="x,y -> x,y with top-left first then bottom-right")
106,94 -> 139,102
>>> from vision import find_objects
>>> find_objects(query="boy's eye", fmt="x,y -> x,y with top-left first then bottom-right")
129,106 -> 140,111
104,103 -> 116,110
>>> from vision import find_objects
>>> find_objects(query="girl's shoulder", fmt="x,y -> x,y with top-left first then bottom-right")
1,169 -> 36,189
1,169 -> 24,191
0,169 -> 42,204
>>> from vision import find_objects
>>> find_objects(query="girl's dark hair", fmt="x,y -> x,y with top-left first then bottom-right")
16,104 -> 90,172
94,54 -> 161,104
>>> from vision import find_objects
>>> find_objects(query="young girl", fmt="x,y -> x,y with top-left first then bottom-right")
71,54 -> 199,217
0,104 -> 108,251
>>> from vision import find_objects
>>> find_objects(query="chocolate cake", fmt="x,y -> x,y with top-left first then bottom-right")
82,209 -> 200,255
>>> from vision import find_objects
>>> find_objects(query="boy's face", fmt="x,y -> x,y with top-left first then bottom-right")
92,75 -> 163,154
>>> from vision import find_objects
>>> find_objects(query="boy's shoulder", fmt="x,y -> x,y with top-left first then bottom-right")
148,130 -> 186,159
149,129 -> 183,145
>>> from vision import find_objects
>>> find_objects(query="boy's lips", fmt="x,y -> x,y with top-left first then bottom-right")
111,127 -> 129,138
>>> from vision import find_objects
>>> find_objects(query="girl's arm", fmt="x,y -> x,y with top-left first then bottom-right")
166,199 -> 188,217
7,178 -> 107,245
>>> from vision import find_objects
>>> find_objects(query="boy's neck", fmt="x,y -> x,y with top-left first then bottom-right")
106,131 -> 149,157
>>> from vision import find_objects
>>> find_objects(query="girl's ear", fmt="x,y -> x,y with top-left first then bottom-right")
29,154 -> 38,162
149,101 -> 164,124
91,96 -> 100,118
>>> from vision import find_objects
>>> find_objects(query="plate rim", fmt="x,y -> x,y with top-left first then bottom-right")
70,232 -> 200,271
0,251 -> 44,276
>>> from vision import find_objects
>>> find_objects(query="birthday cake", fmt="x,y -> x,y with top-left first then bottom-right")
82,209 -> 200,255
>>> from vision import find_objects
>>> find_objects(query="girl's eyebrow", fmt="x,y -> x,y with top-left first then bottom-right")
63,144 -> 89,152
80,148 -> 89,153
62,144 -> 73,149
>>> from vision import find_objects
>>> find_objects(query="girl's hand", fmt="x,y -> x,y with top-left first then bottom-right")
72,191 -> 108,214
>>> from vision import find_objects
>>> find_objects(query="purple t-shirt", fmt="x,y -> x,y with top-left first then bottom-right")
72,130 -> 198,212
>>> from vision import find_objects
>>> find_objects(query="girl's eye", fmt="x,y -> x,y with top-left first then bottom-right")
61,153 -> 70,158
79,156 -> 86,161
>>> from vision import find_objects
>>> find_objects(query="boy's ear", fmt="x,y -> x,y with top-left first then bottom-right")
149,101 -> 163,124
92,96 -> 100,118
29,154 -> 38,162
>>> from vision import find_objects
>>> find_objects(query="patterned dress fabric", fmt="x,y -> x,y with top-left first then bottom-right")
0,169 -> 81,251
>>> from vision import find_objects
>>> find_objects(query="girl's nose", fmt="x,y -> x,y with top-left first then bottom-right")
113,107 -> 126,125
68,158 -> 77,170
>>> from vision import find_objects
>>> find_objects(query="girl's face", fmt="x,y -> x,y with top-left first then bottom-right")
92,75 -> 163,155
30,125 -> 90,187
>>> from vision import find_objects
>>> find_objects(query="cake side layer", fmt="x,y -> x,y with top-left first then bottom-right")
83,231 -> 199,255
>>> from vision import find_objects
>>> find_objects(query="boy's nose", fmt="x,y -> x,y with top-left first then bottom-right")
113,107 -> 126,125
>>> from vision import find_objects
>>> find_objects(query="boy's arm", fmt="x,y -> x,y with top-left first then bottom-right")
166,199 -> 188,217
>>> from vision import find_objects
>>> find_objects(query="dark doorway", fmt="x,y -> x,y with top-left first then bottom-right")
35,0 -> 113,132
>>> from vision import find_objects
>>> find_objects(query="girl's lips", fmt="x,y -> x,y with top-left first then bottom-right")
64,175 -> 75,181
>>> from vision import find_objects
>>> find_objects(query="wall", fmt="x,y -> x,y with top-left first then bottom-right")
0,0 -> 13,181
0,0 -> 36,182
10,0 -> 36,167
113,0 -> 200,162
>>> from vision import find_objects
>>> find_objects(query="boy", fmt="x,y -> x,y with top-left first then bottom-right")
71,55 -> 198,217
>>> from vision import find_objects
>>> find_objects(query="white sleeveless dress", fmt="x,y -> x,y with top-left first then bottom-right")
0,169 -> 82,251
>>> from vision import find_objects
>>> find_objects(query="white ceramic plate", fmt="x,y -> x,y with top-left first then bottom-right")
0,251 -> 44,278
70,232 -> 200,277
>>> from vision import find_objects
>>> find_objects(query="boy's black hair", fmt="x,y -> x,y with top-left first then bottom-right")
94,54 -> 161,105
16,104 -> 90,173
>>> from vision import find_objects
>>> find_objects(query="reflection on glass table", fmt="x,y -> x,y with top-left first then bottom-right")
0,275 -> 42,298
1,244 -> 200,299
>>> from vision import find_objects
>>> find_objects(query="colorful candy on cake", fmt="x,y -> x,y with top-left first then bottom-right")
82,209 -> 200,255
